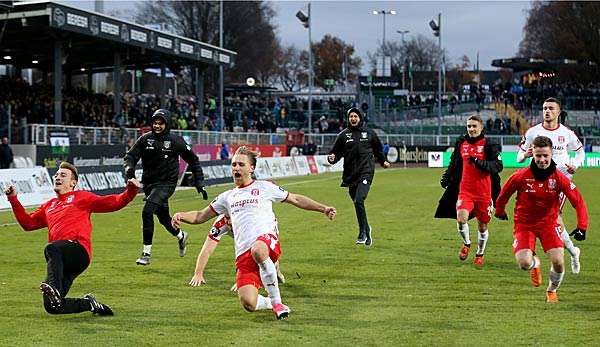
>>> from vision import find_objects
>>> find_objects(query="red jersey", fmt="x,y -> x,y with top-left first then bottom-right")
495,167 -> 588,231
8,184 -> 138,259
459,137 -> 491,200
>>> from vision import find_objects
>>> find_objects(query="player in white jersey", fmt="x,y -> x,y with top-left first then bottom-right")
188,214 -> 286,291
172,146 -> 336,320
517,97 -> 586,274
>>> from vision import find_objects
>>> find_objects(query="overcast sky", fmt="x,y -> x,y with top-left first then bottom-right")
60,0 -> 532,72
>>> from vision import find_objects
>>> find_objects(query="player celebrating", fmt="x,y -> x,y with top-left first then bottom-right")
435,115 -> 503,265
5,162 -> 140,316
517,97 -> 585,274
172,146 -> 336,320
495,136 -> 588,303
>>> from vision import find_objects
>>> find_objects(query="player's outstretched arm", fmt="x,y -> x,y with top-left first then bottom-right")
284,193 -> 336,220
4,185 -> 46,231
189,235 -> 219,287
90,178 -> 140,213
172,206 -> 217,229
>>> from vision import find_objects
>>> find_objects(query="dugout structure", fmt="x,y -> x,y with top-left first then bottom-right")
0,0 -> 237,123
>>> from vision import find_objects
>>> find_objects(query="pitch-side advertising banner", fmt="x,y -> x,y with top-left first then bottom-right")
432,152 -> 600,168
0,167 -> 56,209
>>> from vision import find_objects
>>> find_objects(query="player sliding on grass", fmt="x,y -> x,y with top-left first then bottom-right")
517,97 -> 586,274
189,214 -> 286,292
4,162 -> 140,316
495,136 -> 588,303
172,146 -> 336,320
435,115 -> 503,266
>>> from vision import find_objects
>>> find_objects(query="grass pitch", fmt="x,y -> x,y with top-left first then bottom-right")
0,168 -> 598,346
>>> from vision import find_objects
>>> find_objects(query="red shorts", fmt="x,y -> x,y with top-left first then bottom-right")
456,195 -> 493,224
235,233 -> 281,289
512,224 -> 563,254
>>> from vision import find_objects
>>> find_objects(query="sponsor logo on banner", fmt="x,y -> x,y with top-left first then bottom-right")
0,168 -> 56,209
387,147 -> 398,163
428,152 -> 444,168
306,156 -> 319,174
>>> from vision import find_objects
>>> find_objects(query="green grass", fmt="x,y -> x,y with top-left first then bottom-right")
0,168 -> 599,346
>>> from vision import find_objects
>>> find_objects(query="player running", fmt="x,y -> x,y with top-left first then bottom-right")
4,162 -> 140,316
517,97 -> 585,274
172,146 -> 336,320
496,136 -> 588,303
435,115 -> 503,266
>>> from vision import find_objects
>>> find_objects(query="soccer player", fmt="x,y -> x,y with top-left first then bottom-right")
172,146 -> 336,319
495,136 -> 588,303
188,214 -> 285,293
4,162 -> 140,315
517,97 -> 585,274
124,108 -> 207,266
327,107 -> 390,246
435,115 -> 503,265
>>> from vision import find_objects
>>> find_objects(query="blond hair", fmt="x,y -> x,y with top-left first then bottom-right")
234,146 -> 259,167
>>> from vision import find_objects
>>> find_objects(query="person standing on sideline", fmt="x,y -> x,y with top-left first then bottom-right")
435,115 -> 503,266
172,146 -> 336,320
124,109 -> 208,266
327,107 -> 390,246
0,136 -> 14,169
4,162 -> 140,315
517,97 -> 585,274
495,136 -> 588,303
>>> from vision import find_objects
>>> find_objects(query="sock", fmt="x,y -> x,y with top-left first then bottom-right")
258,258 -> 282,305
526,256 -> 538,270
560,228 -> 576,256
143,245 -> 152,254
254,294 -> 273,311
457,222 -> 471,245
547,267 -> 564,292
176,230 -> 184,240
476,230 -> 489,255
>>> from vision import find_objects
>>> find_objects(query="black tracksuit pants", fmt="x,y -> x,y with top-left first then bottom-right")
142,184 -> 178,245
348,179 -> 371,238
43,240 -> 92,314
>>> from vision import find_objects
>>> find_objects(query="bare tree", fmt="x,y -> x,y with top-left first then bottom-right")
367,34 -> 447,75
276,45 -> 307,91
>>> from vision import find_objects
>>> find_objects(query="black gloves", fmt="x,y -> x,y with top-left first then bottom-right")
570,228 -> 586,241
125,167 -> 135,179
469,156 -> 478,164
495,212 -> 508,220
196,185 -> 208,200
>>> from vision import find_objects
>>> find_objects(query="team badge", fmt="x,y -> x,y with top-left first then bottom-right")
570,182 -> 576,190
147,139 -> 155,146
548,179 -> 556,189
251,189 -> 260,196
67,195 -> 74,203
477,145 -> 484,153
558,136 -> 565,143
361,132 -> 367,139
345,133 -> 352,139
164,141 -> 171,149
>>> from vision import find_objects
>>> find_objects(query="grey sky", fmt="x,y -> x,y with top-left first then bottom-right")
60,0 -> 532,71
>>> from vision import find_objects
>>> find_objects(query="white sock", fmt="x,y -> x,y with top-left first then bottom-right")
526,256 -> 538,270
560,229 -> 576,256
258,258 -> 282,305
143,245 -> 152,254
476,230 -> 489,255
176,230 -> 184,240
457,222 -> 471,245
254,294 -> 273,311
547,268 -> 564,292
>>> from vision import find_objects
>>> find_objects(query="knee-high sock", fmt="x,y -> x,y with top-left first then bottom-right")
258,258 -> 281,305
476,230 -> 489,255
254,294 -> 273,311
560,228 -> 576,257
457,222 -> 471,245
547,267 -> 564,292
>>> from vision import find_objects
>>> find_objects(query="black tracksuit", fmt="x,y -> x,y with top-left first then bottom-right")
328,112 -> 387,240
124,114 -> 204,245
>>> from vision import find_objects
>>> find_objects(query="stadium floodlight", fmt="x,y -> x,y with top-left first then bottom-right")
297,3 -> 313,134
80,68 -> 85,72
429,19 -> 440,37
429,13 -> 442,135
295,10 -> 309,28
372,10 -> 396,47
32,60 -> 38,64
3,55 -> 11,60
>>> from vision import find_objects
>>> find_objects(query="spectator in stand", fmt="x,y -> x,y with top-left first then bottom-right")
220,143 -> 230,160
0,137 -> 14,169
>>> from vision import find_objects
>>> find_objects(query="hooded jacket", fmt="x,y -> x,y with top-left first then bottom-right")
124,109 -> 204,188
327,108 -> 387,187
434,133 -> 503,219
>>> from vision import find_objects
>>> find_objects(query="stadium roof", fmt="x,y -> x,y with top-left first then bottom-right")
491,57 -> 596,72
0,0 -> 237,72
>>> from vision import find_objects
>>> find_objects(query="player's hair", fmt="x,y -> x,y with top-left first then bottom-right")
234,146 -> 259,167
467,115 -> 483,124
532,135 -> 553,149
543,97 -> 561,109
59,161 -> 78,181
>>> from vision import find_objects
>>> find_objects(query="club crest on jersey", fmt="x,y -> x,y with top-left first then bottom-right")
477,145 -> 484,153
361,132 -> 367,139
251,188 -> 259,196
548,179 -> 556,189
147,139 -> 154,146
164,141 -> 171,149
570,182 -> 576,190
66,195 -> 74,203
558,136 -> 565,143
345,133 -> 352,139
